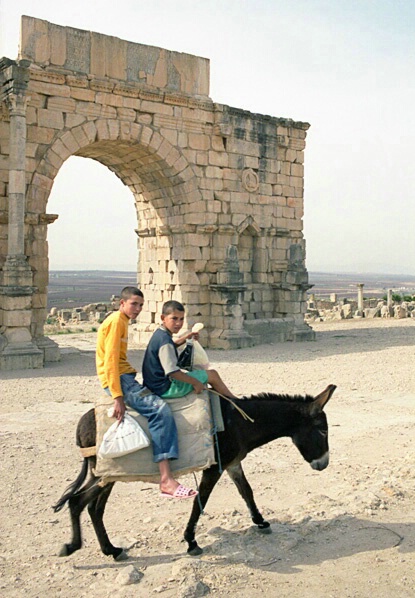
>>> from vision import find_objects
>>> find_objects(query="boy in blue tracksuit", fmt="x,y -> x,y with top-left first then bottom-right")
143,300 -> 237,400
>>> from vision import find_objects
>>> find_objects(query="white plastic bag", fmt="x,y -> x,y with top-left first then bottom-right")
98,413 -> 150,459
192,340 -> 210,370
190,323 -> 210,370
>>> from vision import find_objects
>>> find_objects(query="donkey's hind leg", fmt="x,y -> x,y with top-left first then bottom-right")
227,463 -> 271,533
184,465 -> 223,556
59,477 -> 104,557
87,482 -> 127,561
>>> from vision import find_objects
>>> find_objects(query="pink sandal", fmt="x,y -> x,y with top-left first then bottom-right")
160,484 -> 198,499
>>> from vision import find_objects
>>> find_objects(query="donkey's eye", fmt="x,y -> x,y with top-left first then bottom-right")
317,430 -> 328,438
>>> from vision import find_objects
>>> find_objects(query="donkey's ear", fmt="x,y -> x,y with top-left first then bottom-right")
311,384 -> 336,415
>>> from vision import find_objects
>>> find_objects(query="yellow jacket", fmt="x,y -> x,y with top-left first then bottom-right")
96,310 -> 136,399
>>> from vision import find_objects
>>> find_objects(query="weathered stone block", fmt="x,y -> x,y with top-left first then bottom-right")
209,151 -> 228,167
141,101 -> 174,116
91,32 -> 127,80
160,128 -> 178,146
76,102 -> 102,118
290,163 -> 304,177
122,97 -> 141,110
47,97 -> 76,113
29,80 -> 71,97
189,133 -> 210,151
117,108 -> 136,121
50,138 -> 71,161
60,131 -> 81,153
205,166 -> 224,179
27,126 -> 55,144
2,309 -> 32,327
227,138 -> 260,157
82,122 -> 98,143
172,245 -> 202,260
71,88 -> 96,102
195,152 -> 208,165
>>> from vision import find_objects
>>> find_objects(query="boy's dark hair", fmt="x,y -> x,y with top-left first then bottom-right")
162,300 -> 185,315
121,286 -> 144,300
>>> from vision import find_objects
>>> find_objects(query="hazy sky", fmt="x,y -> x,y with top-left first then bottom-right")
1,0 -> 414,273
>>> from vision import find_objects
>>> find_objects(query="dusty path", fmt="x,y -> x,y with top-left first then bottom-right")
1,318 -> 415,597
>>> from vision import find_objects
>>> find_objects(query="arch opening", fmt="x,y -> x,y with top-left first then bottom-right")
30,132 -> 199,343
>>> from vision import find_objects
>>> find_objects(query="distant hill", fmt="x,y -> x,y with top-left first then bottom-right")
48,270 -> 137,309
47,270 -> 415,309
309,272 -> 415,299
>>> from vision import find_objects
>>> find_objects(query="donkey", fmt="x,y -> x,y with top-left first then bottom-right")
54,384 -> 335,559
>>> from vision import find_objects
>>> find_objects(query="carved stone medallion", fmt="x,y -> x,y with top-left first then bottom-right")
242,168 -> 259,192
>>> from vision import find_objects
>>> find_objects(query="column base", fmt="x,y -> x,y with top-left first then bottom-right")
210,329 -> 253,350
292,323 -> 316,342
0,341 -> 44,371
243,317 -> 316,344
35,336 -> 61,362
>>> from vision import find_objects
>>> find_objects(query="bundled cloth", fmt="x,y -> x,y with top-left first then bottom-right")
94,391 -> 216,484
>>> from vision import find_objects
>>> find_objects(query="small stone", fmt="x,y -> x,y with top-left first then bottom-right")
115,565 -> 143,586
153,585 -> 168,593
178,580 -> 210,598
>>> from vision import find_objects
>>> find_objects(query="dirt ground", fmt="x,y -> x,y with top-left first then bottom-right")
1,318 -> 415,597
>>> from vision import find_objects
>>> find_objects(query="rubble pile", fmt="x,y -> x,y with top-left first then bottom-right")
306,296 -> 415,323
47,296 -> 120,327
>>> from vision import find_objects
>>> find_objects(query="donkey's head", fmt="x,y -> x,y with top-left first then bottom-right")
291,384 -> 336,471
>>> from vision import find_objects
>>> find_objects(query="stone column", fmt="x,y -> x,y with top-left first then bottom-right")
356,283 -> 364,318
0,59 -> 43,370
279,244 -> 315,341
1,60 -> 31,275
387,289 -> 393,307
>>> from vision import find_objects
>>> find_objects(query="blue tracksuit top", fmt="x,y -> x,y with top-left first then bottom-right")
142,327 -> 179,396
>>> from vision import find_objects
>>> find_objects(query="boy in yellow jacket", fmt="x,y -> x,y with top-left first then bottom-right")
96,286 -> 197,499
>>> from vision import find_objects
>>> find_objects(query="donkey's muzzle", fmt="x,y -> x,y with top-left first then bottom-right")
310,452 -> 329,471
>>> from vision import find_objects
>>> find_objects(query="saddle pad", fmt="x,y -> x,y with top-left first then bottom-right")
209,391 -> 224,432
94,391 -> 216,484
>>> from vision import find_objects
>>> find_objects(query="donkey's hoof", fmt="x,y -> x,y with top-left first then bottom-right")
58,543 -> 75,557
114,549 -> 129,561
187,544 -> 203,556
257,522 -> 272,535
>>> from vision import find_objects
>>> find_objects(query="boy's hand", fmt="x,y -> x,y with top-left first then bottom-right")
174,330 -> 199,346
113,396 -> 126,422
192,380 -> 204,394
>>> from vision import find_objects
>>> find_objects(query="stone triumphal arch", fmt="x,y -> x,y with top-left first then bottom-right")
0,16 -> 314,370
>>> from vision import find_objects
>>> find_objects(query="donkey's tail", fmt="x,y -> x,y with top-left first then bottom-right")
52,458 -> 89,512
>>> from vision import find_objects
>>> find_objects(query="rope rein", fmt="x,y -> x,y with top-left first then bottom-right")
208,389 -> 255,423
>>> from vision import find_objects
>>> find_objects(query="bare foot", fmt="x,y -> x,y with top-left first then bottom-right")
159,479 -> 180,496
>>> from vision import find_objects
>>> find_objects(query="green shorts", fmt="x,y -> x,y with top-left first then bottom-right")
162,369 -> 209,399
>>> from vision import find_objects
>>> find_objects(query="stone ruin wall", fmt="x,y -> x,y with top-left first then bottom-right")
0,16 -> 314,370
135,105 -> 311,348
307,289 -> 415,322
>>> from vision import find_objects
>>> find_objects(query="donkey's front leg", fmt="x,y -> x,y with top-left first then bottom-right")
226,463 -> 271,534
184,465 -> 222,555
